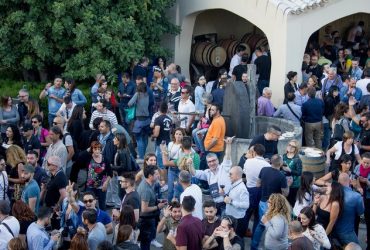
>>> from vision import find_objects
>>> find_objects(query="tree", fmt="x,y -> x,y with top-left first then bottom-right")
0,0 -> 180,81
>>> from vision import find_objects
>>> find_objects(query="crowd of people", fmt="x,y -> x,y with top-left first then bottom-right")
0,21 -> 368,250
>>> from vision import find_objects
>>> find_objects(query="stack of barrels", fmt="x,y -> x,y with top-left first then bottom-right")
191,33 -> 269,68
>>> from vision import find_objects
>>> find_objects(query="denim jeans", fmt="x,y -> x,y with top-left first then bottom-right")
138,217 -> 156,250
332,231 -> 359,246
192,128 -> 207,153
244,187 -> 261,233
322,123 -> 331,150
136,133 -> 148,159
251,201 -> 268,250
257,79 -> 270,96
167,167 -> 180,201
155,145 -> 164,169
86,187 -> 107,210
48,113 -> 56,128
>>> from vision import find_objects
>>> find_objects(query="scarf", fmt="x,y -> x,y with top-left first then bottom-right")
98,132 -> 111,151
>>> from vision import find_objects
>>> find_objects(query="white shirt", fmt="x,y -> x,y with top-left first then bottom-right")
228,54 -> 241,76
178,99 -> 195,129
194,159 -> 232,203
356,78 -> 370,96
243,156 -> 270,188
206,81 -> 215,93
0,171 -> 9,201
180,184 -> 203,220
0,216 -> 20,248
225,179 -> 249,219
333,141 -> 359,160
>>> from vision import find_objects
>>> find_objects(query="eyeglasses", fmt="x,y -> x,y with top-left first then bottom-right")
83,199 -> 95,204
181,91 -> 188,94
207,159 -> 217,164
52,122 -> 59,125
288,144 -> 297,148
31,120 -> 38,124
46,162 -> 55,167
18,95 -> 26,98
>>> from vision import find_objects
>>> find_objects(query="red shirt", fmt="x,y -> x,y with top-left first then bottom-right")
176,214 -> 204,250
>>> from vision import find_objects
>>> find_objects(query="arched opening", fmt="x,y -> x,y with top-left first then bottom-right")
188,9 -> 271,82
302,13 -> 370,84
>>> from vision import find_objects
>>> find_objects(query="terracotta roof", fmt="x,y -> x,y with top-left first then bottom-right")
269,0 -> 330,15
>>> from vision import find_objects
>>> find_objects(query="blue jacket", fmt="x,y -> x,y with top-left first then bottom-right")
118,81 -> 136,107
70,88 -> 87,106
340,86 -> 362,103
301,98 -> 324,123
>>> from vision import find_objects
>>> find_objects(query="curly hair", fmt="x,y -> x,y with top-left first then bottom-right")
6,145 -> 27,168
7,237 -> 27,250
12,200 -> 36,221
70,228 -> 88,250
265,193 -> 291,223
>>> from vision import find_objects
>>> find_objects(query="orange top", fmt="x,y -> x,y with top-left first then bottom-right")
204,116 -> 226,152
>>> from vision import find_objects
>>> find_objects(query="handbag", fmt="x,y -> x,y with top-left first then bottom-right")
124,106 -> 136,122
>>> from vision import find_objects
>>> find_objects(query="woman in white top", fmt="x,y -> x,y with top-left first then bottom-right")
326,131 -> 361,172
299,206 -> 331,250
293,172 -> 314,217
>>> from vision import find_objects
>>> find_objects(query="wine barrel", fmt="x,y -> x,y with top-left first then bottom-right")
218,39 -> 251,60
299,147 -> 326,178
191,42 -> 226,67
241,33 -> 269,51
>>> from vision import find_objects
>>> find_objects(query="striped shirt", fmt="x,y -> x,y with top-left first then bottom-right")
89,109 -> 118,129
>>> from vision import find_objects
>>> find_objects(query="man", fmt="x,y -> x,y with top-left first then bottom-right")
321,68 -> 343,97
166,63 -> 186,84
89,99 -> 118,129
254,47 -> 271,95
22,122 -> 41,157
112,172 -> 140,222
52,116 -> 74,175
26,150 -> 48,187
157,201 -> 182,250
340,77 -> 362,103
0,200 -> 20,249
0,157 -> 9,201
167,196 -> 204,250
257,87 -> 274,117
202,200 -> 221,249
91,74 -> 106,104
243,144 -> 270,233
118,72 -> 136,125
132,56 -> 149,83
347,21 -> 365,47
166,77 -> 181,111
82,208 -> 107,250
274,92 -> 302,124
288,221 -> 314,250
204,103 -> 226,160
177,85 -> 195,132
193,137 -> 233,214
137,165 -> 167,250
305,55 -> 323,80
251,154 -> 291,250
17,88 -> 30,126
350,57 -> 363,81
153,101 -> 172,171
27,207 -> 60,250
302,87 -> 325,149
203,216 -> 244,250
356,68 -> 370,96
358,112 -> 370,154
56,95 -> 76,126
241,71 -> 252,103
42,126 -> 68,171
179,170 -> 203,220
41,156 -> 67,229
229,44 -> 246,77
232,55 -> 248,81
294,83 -> 309,106
21,164 -> 40,213
98,120 -> 116,166
250,125 -> 281,159
224,166 -> 249,238
39,77 -> 66,127
334,173 -> 364,246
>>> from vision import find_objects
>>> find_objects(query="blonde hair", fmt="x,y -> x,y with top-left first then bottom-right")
26,99 -> 41,119
265,194 -> 291,222
287,139 -> 300,155
6,145 -> 27,168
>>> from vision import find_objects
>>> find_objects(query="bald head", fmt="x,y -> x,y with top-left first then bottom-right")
53,116 -> 65,131
344,242 -> 362,250
338,172 -> 350,187
230,166 -> 243,179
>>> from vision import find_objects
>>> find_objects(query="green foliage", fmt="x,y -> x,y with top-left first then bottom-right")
0,0 -> 180,81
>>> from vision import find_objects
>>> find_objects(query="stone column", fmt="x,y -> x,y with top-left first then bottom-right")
247,64 -> 257,138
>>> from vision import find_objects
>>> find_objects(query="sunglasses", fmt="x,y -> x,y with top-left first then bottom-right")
31,120 -> 38,124
52,122 -> 59,125
83,199 -> 95,204
47,162 -> 55,167
181,91 -> 188,94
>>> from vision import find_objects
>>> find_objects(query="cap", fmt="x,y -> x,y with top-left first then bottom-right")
23,123 -> 33,131
47,156 -> 62,167
24,164 -> 35,174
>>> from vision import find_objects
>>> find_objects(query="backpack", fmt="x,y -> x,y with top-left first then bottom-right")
63,132 -> 80,161
332,118 -> 345,141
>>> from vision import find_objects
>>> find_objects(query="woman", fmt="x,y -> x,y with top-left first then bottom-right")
99,80 -> 118,112
333,49 -> 346,76
313,181 -> 343,235
151,68 -> 166,113
261,193 -> 290,250
326,131 -> 361,171
65,78 -> 87,106
69,228 -> 89,250
299,206 -> 331,250
324,85 -> 340,124
2,125 -> 22,148
331,103 -> 351,140
7,238 -> 27,250
67,105 -> 86,145
12,200 -> 36,241
86,141 -> 112,210
293,172 -> 314,217
194,75 -> 207,115
8,160 -> 26,203
128,82 -> 151,160
0,96 -> 19,142
114,225 -> 140,250
161,136 -> 200,201
192,92 -> 212,154
113,205 -> 139,244
284,71 -> 298,104
282,139 -> 302,206
60,183 -> 84,248
25,99 -> 41,123
31,114 -> 50,161
135,153 -> 157,185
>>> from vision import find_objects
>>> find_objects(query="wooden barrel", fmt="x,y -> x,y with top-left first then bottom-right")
241,33 -> 269,51
218,39 -> 251,60
191,42 -> 226,67
299,147 -> 326,178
